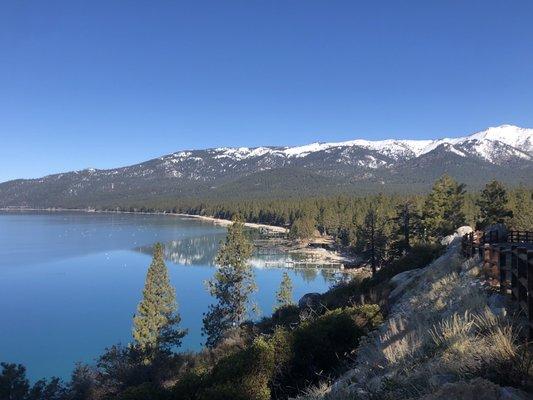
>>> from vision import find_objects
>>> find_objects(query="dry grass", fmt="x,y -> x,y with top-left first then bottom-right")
413,378 -> 508,400
295,241 -> 532,400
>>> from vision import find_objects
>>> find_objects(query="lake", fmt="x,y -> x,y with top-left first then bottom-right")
0,211 -> 338,381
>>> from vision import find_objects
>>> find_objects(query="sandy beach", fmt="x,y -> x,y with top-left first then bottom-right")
174,213 -> 289,233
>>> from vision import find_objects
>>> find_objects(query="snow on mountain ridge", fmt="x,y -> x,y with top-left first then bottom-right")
467,124 -> 532,148
291,124 -> 533,158
164,125 -> 532,166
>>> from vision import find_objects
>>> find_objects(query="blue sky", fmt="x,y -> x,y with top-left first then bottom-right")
1,1 -> 532,182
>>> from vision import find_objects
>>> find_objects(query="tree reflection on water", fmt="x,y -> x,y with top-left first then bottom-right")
136,236 -> 341,285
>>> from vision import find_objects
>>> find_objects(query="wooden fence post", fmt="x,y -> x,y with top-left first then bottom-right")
511,245 -> 518,303
462,233 -> 468,257
526,250 -> 533,340
517,248 -> 528,311
499,245 -> 507,294
490,244 -> 499,281
478,232 -> 483,258
483,244 -> 492,278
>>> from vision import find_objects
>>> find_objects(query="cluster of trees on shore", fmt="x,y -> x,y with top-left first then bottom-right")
176,176 -> 531,274
113,176 -> 531,241
193,177 -> 529,233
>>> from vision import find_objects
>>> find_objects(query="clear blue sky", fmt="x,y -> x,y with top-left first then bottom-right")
1,1 -> 532,182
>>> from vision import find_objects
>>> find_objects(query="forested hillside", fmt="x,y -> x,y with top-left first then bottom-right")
1,125 -> 532,208
118,180 -> 532,240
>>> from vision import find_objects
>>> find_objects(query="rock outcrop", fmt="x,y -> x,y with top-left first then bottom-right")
298,292 -> 322,309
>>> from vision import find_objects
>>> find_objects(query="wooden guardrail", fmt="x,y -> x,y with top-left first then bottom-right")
509,230 -> 533,243
462,229 -> 533,339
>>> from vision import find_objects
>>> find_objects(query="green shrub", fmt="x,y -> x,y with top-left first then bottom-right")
116,382 -> 167,400
202,337 -> 276,400
292,305 -> 382,376
385,243 -> 444,278
190,327 -> 294,400
352,303 -> 384,327
171,369 -> 207,400
171,338 -> 278,400
267,327 -> 295,398
320,278 -> 362,309
359,243 -> 444,293
269,304 -> 301,329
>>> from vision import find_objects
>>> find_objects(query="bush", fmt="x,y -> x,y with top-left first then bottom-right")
95,344 -> 188,398
171,338 -> 277,400
320,278 -> 363,309
170,305 -> 383,400
292,305 -> 382,376
116,382 -> 166,400
171,369 -> 207,400
257,304 -> 301,333
386,243 -> 444,278
359,243 -> 445,293
203,337 -> 276,400
0,363 -> 68,400
268,328 -> 295,398
265,305 -> 383,397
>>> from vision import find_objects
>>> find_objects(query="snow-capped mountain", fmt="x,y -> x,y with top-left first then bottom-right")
178,124 -> 531,165
1,125 -> 532,207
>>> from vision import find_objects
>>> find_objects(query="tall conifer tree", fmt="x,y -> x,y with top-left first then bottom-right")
132,243 -> 185,353
202,219 -> 255,348
357,208 -> 389,275
422,174 -> 466,239
508,185 -> 533,230
476,180 -> 513,229
274,272 -> 294,310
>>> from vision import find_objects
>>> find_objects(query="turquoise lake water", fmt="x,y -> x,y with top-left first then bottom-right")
0,211 -> 337,381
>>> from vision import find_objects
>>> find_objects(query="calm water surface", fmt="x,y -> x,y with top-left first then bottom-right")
0,211 -> 337,380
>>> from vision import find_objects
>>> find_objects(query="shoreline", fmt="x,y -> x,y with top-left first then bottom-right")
0,207 -> 288,233
174,213 -> 289,234
1,207 -> 360,269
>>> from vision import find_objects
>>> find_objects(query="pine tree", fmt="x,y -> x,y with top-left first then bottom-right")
422,174 -> 466,239
357,208 -> 388,275
69,363 -> 97,400
391,200 -> 413,256
132,243 -> 186,353
289,215 -> 315,240
476,180 -> 513,229
202,219 -> 255,348
0,363 -> 29,400
508,185 -> 533,230
274,272 -> 294,310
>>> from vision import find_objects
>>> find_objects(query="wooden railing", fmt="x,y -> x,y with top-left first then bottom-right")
462,229 -> 533,339
509,230 -> 533,243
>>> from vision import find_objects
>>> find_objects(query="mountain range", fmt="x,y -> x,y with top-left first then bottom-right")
1,124 -> 532,208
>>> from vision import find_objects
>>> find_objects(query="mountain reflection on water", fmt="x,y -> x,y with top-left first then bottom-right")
136,234 -> 222,266
137,237 -> 341,285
